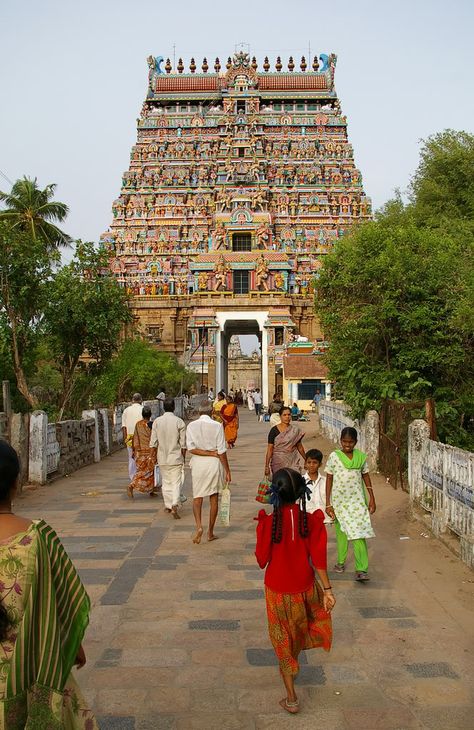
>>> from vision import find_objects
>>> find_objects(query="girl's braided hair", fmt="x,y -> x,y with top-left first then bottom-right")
270,468 -> 309,544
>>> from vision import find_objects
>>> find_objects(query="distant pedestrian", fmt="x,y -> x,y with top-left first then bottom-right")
255,468 -> 335,714
128,406 -> 155,499
325,427 -> 376,581
187,402 -> 231,544
253,388 -> 263,419
247,389 -> 254,411
122,393 -> 143,481
212,390 -> 226,422
208,387 -> 215,401
156,389 -> 166,401
150,397 -> 187,519
221,395 -> 239,448
312,389 -> 323,411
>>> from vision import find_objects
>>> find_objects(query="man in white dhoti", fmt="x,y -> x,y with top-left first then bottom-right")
186,402 -> 232,544
121,393 -> 143,482
150,398 -> 187,519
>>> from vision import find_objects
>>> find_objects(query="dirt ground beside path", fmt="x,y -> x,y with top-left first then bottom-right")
14,410 -> 474,729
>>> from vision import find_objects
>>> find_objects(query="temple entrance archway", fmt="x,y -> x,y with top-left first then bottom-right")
214,311 -> 269,406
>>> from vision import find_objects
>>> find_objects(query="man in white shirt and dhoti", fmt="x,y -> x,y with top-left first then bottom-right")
186,402 -> 232,544
150,398 -> 187,519
121,393 -> 143,482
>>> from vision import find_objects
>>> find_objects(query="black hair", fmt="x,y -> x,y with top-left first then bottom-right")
305,448 -> 323,463
341,426 -> 358,442
0,441 -> 19,641
270,468 -> 309,544
163,397 -> 175,412
278,404 -> 291,416
218,390 -> 225,398
0,440 -> 19,500
142,406 -> 152,420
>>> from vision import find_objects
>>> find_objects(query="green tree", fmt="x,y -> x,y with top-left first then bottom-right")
410,130 -> 474,229
0,176 -> 71,248
93,338 -> 196,406
43,242 -> 132,419
315,204 -> 473,448
0,223 -> 58,408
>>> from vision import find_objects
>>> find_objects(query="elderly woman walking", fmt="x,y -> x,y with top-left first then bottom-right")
264,405 -> 306,477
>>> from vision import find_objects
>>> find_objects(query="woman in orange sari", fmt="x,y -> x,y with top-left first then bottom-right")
128,406 -> 156,498
221,395 -> 239,448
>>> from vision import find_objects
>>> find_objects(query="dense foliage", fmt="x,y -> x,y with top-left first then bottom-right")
316,131 -> 474,449
92,338 -> 196,406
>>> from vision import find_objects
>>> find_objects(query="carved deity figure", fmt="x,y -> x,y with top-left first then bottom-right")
213,255 -> 229,291
255,224 -> 270,249
213,225 -> 226,250
198,271 -> 208,291
255,255 -> 270,291
274,271 -> 285,290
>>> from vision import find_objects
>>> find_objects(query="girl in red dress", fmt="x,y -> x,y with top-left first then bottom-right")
255,468 -> 336,714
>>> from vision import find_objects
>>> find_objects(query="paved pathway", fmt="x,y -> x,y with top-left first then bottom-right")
16,411 -> 474,729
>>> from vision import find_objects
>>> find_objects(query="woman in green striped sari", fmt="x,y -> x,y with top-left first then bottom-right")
0,440 -> 98,729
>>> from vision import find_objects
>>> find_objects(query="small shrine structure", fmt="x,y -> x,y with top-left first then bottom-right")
103,51 -> 371,405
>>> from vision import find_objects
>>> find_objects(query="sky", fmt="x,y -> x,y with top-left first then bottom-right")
1,0 -> 473,244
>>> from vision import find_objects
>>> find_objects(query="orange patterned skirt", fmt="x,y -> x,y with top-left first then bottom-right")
265,581 -> 332,676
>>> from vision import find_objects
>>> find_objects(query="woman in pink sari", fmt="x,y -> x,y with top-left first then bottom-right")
264,406 -> 306,476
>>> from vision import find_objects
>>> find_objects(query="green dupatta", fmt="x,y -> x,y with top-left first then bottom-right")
335,448 -> 367,470
3,520 -> 91,727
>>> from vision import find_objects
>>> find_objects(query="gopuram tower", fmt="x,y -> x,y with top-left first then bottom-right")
103,51 -> 371,405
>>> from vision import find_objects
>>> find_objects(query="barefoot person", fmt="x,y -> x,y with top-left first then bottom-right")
150,397 -> 187,519
0,440 -> 98,727
186,402 -> 231,543
255,468 -> 335,714
128,406 -> 156,499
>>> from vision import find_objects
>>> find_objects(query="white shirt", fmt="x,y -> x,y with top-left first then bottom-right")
121,403 -> 143,437
156,391 -> 165,401
186,415 -> 226,455
301,471 -> 332,523
253,391 -> 262,405
149,411 -> 186,465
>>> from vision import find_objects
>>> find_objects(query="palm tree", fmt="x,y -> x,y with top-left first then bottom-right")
0,176 -> 71,247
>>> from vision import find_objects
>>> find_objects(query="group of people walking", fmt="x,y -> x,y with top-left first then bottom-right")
122,394 -> 231,542
0,385 -> 377,723
257,414 -> 376,713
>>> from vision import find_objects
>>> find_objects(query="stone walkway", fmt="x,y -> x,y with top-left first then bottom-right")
16,411 -> 474,729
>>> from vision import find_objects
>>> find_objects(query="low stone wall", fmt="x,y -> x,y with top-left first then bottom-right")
29,396 -> 189,485
0,412 -> 7,440
55,418 -> 96,477
408,419 -> 474,569
318,401 -> 379,472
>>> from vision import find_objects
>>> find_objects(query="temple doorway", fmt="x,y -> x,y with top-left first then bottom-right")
214,311 -> 268,405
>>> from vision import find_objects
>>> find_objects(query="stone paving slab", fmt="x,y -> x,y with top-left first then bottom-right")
15,411 -> 474,729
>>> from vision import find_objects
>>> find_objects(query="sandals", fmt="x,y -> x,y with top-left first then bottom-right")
279,698 -> 299,714
334,563 -> 345,573
127,485 -> 134,499
171,506 -> 181,520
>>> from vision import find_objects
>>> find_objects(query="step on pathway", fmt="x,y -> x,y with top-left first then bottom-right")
16,411 -> 474,729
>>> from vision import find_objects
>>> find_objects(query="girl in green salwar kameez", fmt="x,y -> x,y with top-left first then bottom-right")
0,440 -> 98,729
325,427 -> 376,582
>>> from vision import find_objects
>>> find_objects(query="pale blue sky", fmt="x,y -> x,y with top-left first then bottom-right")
1,0 -> 473,243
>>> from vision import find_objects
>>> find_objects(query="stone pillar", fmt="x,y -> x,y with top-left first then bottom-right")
207,357 -> 216,393
267,354 -> 276,405
29,411 -> 48,484
363,410 -> 379,472
11,413 -> 29,490
407,419 -> 430,504
100,408 -> 111,454
261,327 -> 269,408
82,410 -> 100,463
325,382 -> 332,399
215,330 -> 224,394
